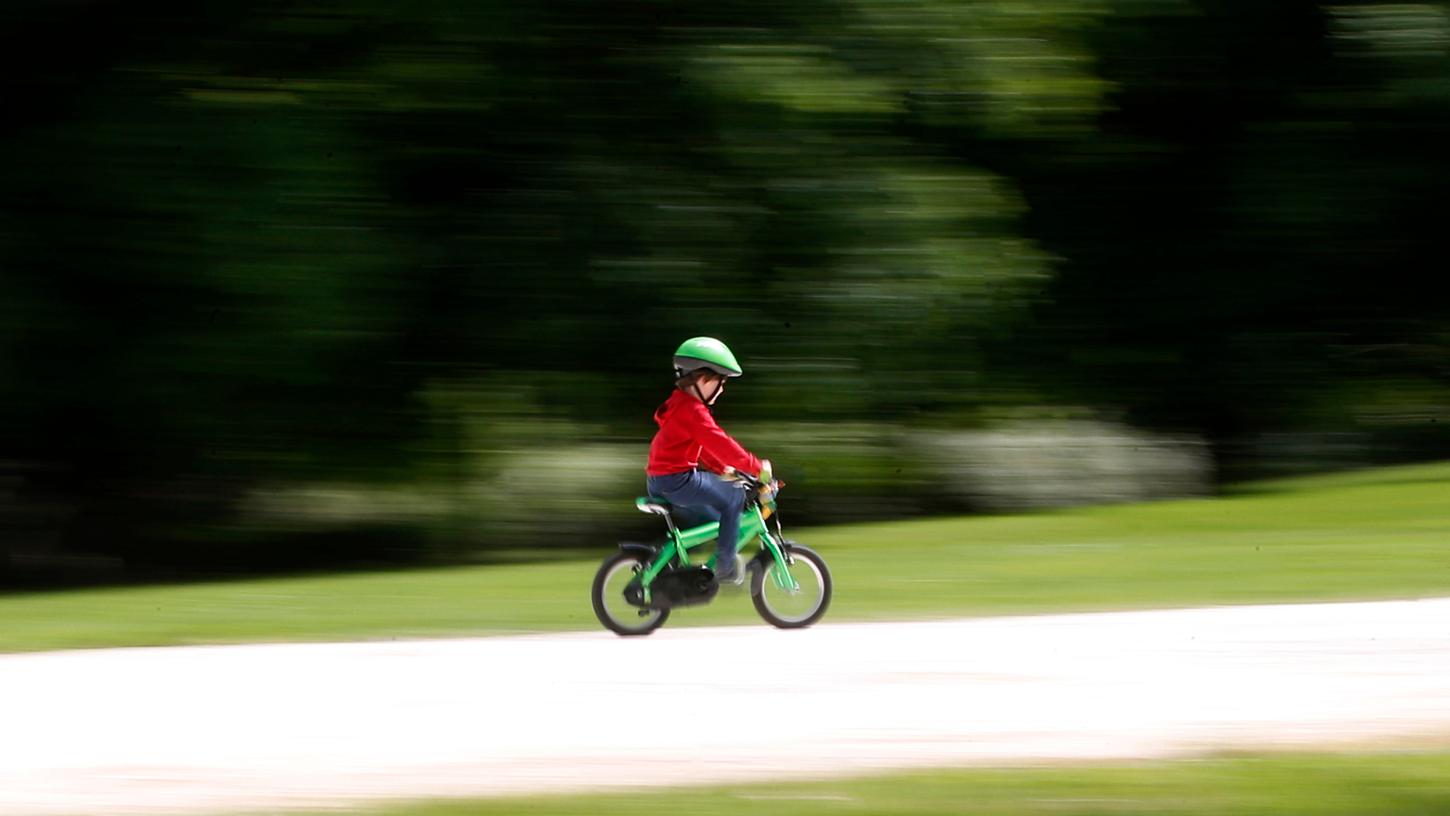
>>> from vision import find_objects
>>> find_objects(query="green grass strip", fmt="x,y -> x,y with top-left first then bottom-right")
3,461 -> 1449,653
326,752 -> 1450,815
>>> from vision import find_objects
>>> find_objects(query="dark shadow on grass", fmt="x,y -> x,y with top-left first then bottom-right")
0,524 -> 599,598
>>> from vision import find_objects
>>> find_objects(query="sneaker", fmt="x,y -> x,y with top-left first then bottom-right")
713,556 -> 744,586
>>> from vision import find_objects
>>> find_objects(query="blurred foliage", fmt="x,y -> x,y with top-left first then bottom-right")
2,0 -> 1448,581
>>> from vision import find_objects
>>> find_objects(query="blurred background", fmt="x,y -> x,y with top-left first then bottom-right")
2,0 -> 1448,586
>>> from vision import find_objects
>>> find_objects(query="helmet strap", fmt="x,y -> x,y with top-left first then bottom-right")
684,371 -> 723,406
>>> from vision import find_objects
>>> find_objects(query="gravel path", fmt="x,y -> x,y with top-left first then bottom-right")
4,597 -> 1450,814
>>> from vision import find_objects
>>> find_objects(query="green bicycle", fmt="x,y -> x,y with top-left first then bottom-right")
591,470 -> 832,636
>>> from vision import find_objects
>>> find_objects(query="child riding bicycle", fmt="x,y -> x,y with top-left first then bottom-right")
644,336 -> 772,585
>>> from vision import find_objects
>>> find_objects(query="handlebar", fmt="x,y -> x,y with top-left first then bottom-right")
721,465 -> 754,483
722,466 -> 783,494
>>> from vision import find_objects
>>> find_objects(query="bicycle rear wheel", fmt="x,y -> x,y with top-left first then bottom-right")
592,551 -> 669,636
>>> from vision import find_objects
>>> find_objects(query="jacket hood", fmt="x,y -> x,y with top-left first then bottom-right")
654,389 -> 701,427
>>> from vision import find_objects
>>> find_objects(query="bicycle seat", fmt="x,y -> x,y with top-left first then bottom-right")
635,496 -> 673,516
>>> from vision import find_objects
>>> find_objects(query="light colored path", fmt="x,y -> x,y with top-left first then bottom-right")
3,597 -> 1450,815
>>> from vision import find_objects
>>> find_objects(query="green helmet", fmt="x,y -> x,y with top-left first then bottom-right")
673,336 -> 743,379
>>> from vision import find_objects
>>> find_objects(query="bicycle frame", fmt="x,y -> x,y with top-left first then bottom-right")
636,487 -> 799,606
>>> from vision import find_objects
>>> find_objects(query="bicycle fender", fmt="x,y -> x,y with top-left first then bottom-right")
751,537 -> 801,570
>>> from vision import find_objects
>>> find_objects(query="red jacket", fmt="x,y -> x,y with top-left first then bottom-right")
646,389 -> 763,477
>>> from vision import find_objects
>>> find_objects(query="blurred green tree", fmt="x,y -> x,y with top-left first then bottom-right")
2,0 -> 1447,581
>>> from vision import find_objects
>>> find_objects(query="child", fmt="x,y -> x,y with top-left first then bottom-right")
645,337 -> 771,585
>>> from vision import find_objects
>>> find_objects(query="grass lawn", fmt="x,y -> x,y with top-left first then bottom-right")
3,461 -> 1448,653
343,752 -> 1450,816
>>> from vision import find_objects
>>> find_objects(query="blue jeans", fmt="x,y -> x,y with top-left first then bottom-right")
646,470 -> 746,562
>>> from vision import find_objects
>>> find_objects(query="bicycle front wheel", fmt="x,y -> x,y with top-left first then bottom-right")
751,543 -> 831,629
